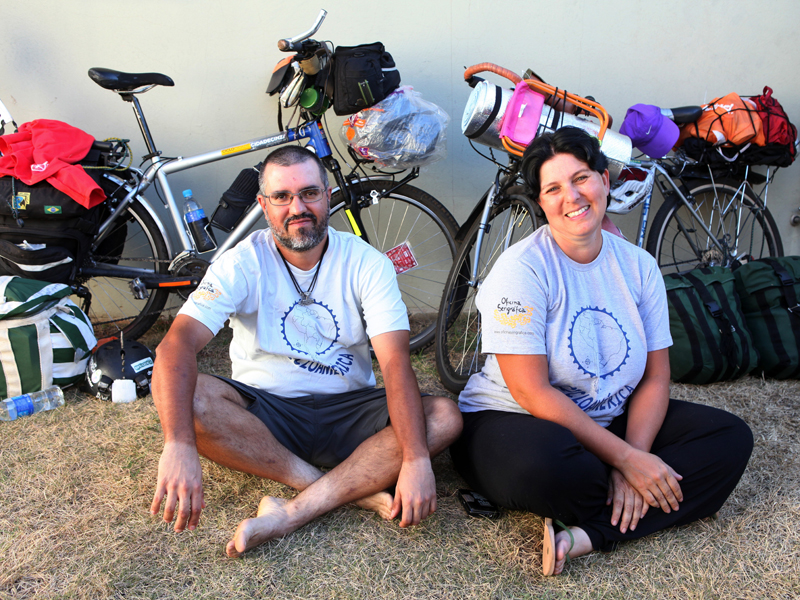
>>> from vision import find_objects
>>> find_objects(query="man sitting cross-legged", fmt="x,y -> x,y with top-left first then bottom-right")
149,145 -> 462,557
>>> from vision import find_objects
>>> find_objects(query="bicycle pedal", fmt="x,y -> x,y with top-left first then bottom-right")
129,278 -> 150,300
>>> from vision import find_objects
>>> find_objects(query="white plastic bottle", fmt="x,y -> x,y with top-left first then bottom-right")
182,189 -> 215,252
0,386 -> 65,421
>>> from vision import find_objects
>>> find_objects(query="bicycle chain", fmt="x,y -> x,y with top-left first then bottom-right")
89,254 -> 174,264
90,304 -> 180,328
82,254 -> 187,327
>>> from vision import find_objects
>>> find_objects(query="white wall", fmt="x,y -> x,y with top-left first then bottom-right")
3,0 -> 800,252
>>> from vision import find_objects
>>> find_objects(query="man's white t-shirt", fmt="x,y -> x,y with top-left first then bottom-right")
179,227 -> 409,397
459,226 -> 672,426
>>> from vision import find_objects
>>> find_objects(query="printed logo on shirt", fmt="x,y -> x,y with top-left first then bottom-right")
555,385 -> 594,411
556,383 -> 635,414
31,161 -> 49,173
567,306 -> 630,378
192,281 -> 222,303
293,352 -> 354,377
282,301 -> 340,356
493,297 -> 534,328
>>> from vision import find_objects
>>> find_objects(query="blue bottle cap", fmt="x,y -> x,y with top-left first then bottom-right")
182,189 -> 193,198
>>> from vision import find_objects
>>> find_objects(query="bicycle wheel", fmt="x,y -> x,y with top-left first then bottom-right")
435,197 -> 539,394
78,198 -> 171,340
329,180 -> 458,352
646,180 -> 783,275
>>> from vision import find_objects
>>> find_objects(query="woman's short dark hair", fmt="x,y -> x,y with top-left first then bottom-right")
520,127 -> 609,201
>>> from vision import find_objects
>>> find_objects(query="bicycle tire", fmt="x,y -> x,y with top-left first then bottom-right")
79,198 -> 171,340
435,196 -> 539,393
646,180 -> 783,274
329,180 -> 458,353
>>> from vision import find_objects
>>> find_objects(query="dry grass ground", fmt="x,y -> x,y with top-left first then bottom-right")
1,321 -> 798,599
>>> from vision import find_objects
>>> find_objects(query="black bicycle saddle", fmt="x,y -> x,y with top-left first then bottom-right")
88,68 -> 174,92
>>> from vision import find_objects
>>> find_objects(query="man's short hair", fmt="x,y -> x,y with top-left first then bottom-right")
259,146 -> 329,194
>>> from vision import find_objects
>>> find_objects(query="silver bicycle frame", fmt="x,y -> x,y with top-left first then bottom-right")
633,160 -> 734,255
94,130 -> 292,260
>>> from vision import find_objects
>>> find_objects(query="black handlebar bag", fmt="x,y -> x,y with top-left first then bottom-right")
332,42 -> 401,116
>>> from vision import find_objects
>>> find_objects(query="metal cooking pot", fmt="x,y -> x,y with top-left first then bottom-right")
461,80 -> 512,151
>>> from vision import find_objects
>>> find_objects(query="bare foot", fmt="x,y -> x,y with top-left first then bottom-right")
257,495 -> 285,517
226,496 -> 294,558
354,491 -> 393,520
552,526 -> 593,576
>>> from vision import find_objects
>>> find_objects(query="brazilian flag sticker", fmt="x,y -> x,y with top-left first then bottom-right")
44,206 -> 62,215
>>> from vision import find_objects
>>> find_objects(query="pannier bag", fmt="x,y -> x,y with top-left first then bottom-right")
0,143 -> 124,284
341,86 -> 449,169
733,257 -> 800,379
332,42 -> 401,116
745,86 -> 797,167
0,276 -> 97,398
210,164 -> 261,233
664,266 -> 758,384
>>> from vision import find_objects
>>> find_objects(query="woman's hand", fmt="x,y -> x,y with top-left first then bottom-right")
607,468 -> 649,533
618,448 -> 683,514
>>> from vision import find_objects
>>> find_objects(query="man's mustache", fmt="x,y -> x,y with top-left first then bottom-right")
284,213 -> 318,228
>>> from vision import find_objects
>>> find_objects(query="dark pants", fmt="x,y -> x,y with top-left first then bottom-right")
450,399 -> 753,551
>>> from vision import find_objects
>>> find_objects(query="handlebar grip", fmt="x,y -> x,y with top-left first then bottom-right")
464,63 -> 522,85
278,39 -> 294,52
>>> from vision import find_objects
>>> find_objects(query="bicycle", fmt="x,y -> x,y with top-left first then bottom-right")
434,63 -> 786,393
0,10 -> 457,350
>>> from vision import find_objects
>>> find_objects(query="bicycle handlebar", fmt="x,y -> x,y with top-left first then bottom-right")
278,9 -> 327,51
464,63 -> 522,85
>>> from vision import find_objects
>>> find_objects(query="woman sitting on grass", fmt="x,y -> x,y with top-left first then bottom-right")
449,127 -> 753,576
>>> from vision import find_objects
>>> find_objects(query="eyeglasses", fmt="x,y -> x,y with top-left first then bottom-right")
265,187 -> 326,206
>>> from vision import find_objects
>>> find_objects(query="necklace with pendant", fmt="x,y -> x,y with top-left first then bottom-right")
277,237 -> 329,306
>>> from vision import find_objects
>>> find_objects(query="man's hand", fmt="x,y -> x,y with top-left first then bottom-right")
150,441 -> 206,532
607,468 -> 649,533
618,448 -> 683,515
390,457 -> 436,527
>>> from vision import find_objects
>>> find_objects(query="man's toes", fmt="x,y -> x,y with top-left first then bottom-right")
226,538 -> 242,558
355,491 -> 393,520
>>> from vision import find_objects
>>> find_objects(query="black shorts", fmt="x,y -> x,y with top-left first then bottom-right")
215,376 -> 391,468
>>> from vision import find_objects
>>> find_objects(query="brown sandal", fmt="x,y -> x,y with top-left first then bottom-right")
542,518 -> 574,576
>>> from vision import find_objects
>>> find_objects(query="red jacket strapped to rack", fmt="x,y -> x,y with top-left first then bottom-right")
0,119 -> 106,209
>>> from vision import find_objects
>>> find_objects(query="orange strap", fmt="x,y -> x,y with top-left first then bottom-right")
522,79 -> 610,139
502,80 -> 611,156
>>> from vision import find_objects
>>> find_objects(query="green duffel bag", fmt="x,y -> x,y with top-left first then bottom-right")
664,266 -> 758,384
733,257 -> 800,379
0,276 -> 97,398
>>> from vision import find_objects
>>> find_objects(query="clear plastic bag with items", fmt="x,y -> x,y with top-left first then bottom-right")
341,86 -> 449,169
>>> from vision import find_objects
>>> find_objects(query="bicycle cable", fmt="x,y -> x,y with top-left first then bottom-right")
468,139 -> 509,171
138,156 -> 179,208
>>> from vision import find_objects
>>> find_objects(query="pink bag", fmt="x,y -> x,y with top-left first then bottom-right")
499,81 -> 545,147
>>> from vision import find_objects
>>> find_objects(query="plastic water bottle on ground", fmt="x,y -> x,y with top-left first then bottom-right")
0,386 -> 65,421
182,189 -> 216,252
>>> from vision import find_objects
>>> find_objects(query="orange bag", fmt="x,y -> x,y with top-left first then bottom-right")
675,92 -> 765,150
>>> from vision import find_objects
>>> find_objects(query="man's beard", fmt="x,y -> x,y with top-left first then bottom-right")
267,210 -> 329,251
